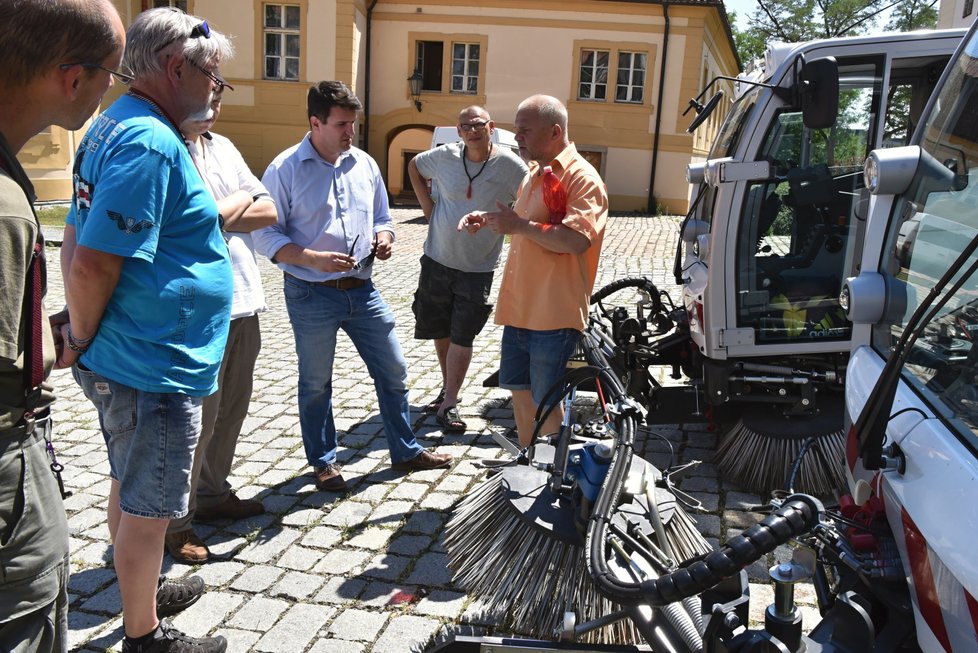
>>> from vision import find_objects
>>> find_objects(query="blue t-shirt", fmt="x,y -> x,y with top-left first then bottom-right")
67,94 -> 232,396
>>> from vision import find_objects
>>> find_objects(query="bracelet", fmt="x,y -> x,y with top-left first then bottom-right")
66,324 -> 94,353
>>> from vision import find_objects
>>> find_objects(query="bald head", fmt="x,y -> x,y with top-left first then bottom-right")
458,105 -> 490,123
514,95 -> 569,164
457,105 -> 494,158
517,95 -> 568,137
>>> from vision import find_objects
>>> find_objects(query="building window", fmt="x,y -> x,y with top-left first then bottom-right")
579,50 -> 609,101
264,3 -> 300,81
451,43 -> 480,94
416,41 -> 443,92
616,52 -> 646,103
142,0 -> 187,10
965,0 -> 974,17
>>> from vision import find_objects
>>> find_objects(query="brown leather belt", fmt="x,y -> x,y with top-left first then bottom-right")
285,272 -> 368,290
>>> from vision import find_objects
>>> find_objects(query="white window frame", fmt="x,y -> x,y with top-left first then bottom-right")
263,3 -> 300,81
579,49 -> 609,101
616,51 -> 646,104
451,42 -> 480,94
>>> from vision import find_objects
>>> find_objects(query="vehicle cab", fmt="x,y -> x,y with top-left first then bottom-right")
684,30 -> 964,368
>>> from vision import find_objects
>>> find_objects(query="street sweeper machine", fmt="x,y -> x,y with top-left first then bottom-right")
428,24 -> 978,653
595,28 -> 965,497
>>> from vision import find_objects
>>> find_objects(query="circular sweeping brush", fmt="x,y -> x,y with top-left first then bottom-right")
714,395 -> 846,496
443,455 -> 711,644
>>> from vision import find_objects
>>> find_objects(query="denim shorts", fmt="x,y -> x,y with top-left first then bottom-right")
413,255 -> 494,347
72,365 -> 201,519
499,326 -> 581,408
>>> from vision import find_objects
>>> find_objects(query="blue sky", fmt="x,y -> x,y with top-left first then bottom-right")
724,0 -> 756,30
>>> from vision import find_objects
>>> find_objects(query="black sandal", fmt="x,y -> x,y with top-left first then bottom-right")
436,406 -> 467,433
422,389 -> 446,413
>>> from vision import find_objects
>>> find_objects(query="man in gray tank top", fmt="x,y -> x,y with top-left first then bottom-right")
408,106 -> 527,432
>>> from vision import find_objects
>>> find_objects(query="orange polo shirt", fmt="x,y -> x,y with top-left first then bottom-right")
494,142 -> 608,332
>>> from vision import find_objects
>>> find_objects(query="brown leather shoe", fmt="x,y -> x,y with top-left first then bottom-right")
194,491 -> 265,521
391,450 -> 454,471
165,530 -> 209,563
314,464 -> 347,491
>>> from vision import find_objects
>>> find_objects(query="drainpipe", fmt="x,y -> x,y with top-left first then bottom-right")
648,0 -> 669,214
362,0 -> 379,152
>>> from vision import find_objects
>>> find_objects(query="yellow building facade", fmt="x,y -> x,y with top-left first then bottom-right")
22,0 -> 737,213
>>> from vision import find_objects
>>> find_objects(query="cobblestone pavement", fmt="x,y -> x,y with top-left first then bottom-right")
45,209 -> 819,652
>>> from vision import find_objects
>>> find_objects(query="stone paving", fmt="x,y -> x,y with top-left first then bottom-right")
43,209 -> 820,653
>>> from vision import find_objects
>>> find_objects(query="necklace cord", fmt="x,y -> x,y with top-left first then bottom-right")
461,143 -> 493,199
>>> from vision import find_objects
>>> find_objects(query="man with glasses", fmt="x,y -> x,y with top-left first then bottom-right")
59,7 -> 233,653
407,106 -> 527,432
460,95 -> 608,448
164,89 -> 276,565
254,81 -> 454,493
0,5 -> 124,652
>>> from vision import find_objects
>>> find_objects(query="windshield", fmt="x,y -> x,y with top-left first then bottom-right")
709,85 -> 762,160
733,59 -> 889,344
688,87 -> 763,236
873,31 -> 978,447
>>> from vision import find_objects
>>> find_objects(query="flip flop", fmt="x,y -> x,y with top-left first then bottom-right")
423,389 -> 446,414
436,406 -> 467,433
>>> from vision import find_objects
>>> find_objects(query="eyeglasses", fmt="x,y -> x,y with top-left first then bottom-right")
59,62 -> 134,85
157,20 -> 211,52
459,120 -> 490,132
187,58 -> 234,92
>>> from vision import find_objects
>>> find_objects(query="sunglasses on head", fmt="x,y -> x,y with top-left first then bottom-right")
189,21 -> 211,39
157,20 -> 211,52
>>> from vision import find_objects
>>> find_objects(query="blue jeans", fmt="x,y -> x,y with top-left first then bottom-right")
283,276 -> 423,467
72,365 -> 200,519
499,326 -> 581,408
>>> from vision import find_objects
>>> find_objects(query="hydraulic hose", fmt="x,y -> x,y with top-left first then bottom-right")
580,289 -> 825,609
588,488 -> 823,606
590,277 -> 663,315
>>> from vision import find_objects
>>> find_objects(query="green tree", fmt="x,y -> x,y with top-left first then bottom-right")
728,10 -> 768,65
733,0 -> 911,64
885,0 -> 938,30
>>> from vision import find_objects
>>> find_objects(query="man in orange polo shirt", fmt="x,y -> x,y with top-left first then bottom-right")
459,94 -> 608,447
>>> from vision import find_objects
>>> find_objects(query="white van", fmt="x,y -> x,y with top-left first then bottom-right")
430,126 -> 518,152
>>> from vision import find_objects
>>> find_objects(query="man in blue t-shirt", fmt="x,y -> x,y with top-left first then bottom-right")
59,8 -> 233,653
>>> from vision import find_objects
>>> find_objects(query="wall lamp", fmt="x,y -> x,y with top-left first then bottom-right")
408,69 -> 423,112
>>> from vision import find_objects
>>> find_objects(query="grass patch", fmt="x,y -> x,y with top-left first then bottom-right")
36,205 -> 69,228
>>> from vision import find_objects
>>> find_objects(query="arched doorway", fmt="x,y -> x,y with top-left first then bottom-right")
386,125 -> 434,203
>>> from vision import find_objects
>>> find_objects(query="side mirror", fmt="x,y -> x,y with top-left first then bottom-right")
686,91 -> 724,133
799,57 -> 838,130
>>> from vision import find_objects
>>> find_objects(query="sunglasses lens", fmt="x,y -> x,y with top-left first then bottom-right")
190,20 -> 211,39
